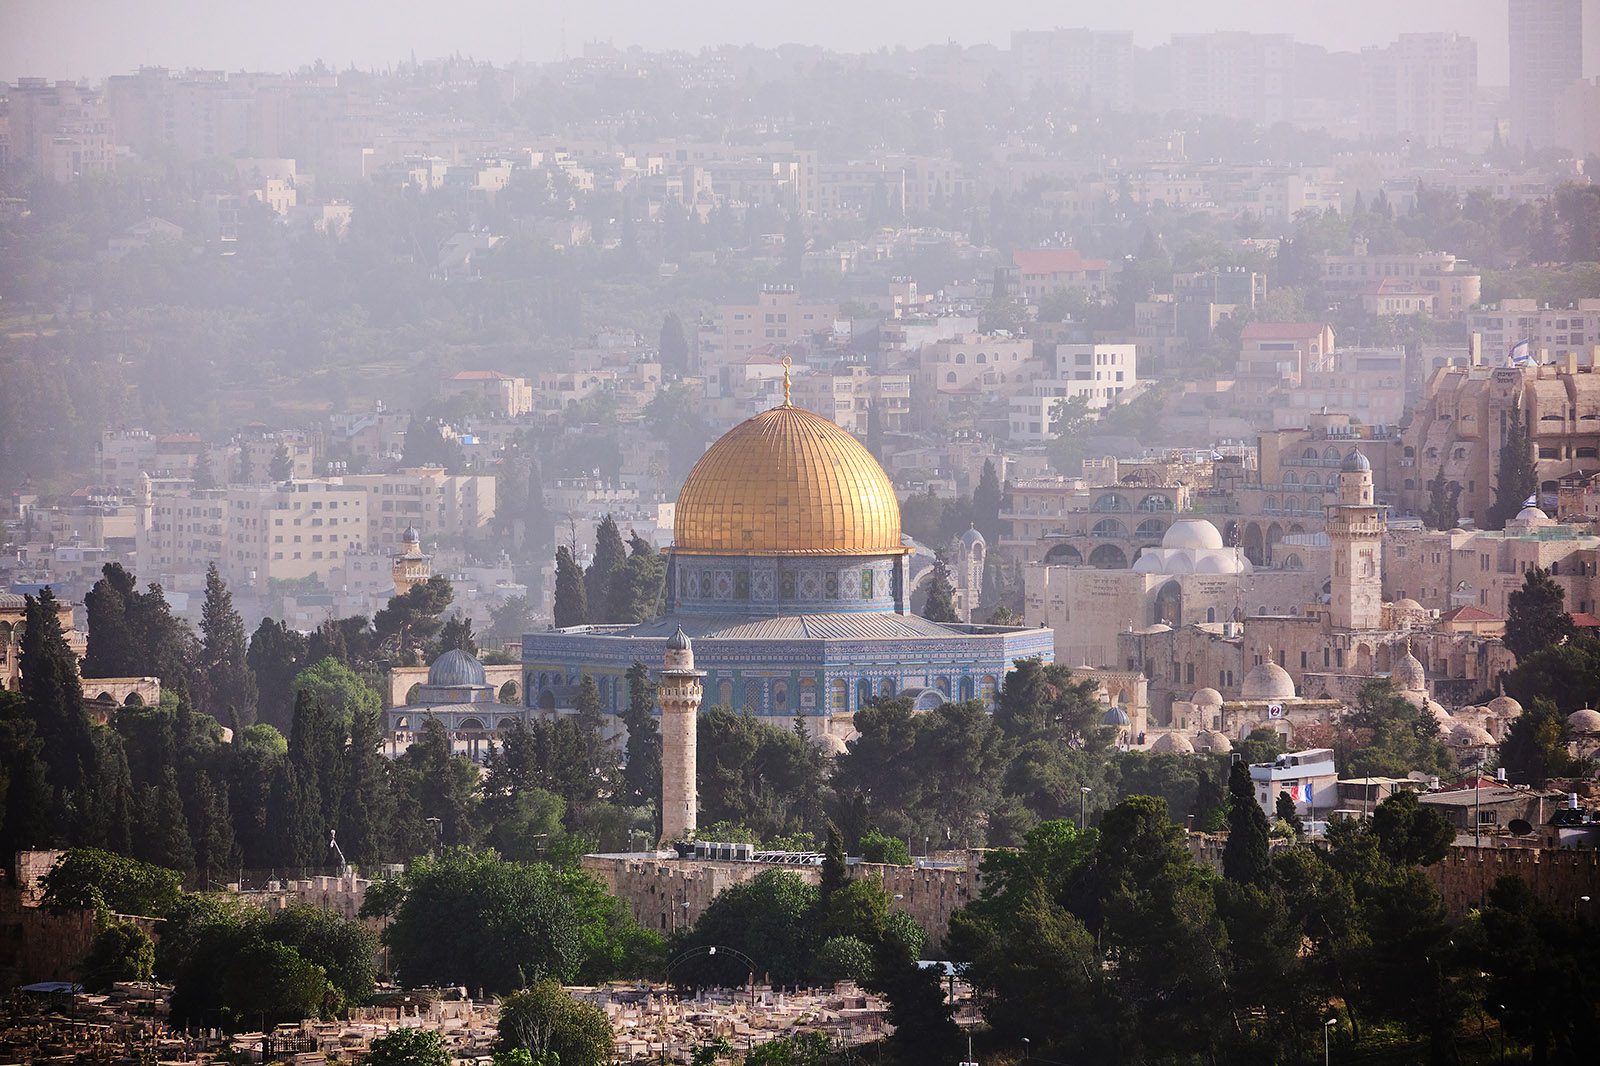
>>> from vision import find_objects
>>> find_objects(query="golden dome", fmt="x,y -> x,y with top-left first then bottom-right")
673,402 -> 904,556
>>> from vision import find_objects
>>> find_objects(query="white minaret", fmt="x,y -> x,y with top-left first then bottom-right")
659,626 -> 704,845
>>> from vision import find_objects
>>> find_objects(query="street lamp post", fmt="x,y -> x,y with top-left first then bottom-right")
1080,787 -> 1092,831
1324,1017 -> 1337,1065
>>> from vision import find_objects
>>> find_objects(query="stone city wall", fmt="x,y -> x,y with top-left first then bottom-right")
581,851 -> 986,953
1427,845 -> 1600,919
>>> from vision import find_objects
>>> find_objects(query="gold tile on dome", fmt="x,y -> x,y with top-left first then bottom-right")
673,403 -> 904,557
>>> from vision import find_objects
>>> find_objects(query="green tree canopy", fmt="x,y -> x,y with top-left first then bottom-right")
1504,565 -> 1575,660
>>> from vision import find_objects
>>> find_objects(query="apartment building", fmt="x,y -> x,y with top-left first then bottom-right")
1010,28 -> 1135,110
1468,300 -> 1600,362
697,286 -> 838,367
1386,510 -> 1600,619
1399,356 -> 1600,526
343,467 -> 496,544
1011,248 -> 1110,302
1234,322 -> 1336,421
1009,344 -> 1139,443
1318,243 -> 1481,317
439,370 -> 535,417
1358,33 -> 1478,149
2,78 -> 115,182
1509,0 -> 1584,148
1167,33 -> 1295,126
223,480 -> 369,587
788,365 -> 912,435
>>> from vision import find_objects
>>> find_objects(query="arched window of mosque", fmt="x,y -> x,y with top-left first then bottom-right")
1283,472 -> 1299,486
1139,494 -> 1173,512
395,715 -> 410,731
832,679 -> 848,711
1285,496 -> 1300,513
1092,518 -> 1127,537
781,572 -> 796,599
879,679 -> 896,697
857,679 -> 874,707
1094,493 -> 1127,512
959,676 -> 975,701
459,718 -> 485,732
1404,478 -> 1415,490
773,680 -> 789,711
1324,474 -> 1338,489
1282,553 -> 1303,571
946,372 -> 958,384
936,676 -> 951,696
799,677 -> 816,709
981,675 -> 997,701
955,353 -> 966,364
861,570 -> 875,598
718,679 -> 734,707
1302,447 -> 1318,460
499,681 -> 520,704
976,352 -> 987,364
1323,446 -> 1341,460
1264,496 -> 1278,511
1136,518 -> 1165,538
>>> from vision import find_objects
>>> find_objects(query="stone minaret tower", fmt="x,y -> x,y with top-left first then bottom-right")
659,625 -> 704,845
391,525 -> 432,595
1326,448 -> 1386,631
951,526 -> 986,623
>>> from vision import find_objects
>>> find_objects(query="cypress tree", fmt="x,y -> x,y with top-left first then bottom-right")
339,706 -> 392,866
1486,408 -> 1536,530
585,515 -> 628,622
269,443 -> 295,481
19,589 -> 95,801
821,822 -> 848,902
620,661 -> 661,810
659,312 -> 690,376
137,767 -> 195,874
1421,464 -> 1461,531
83,563 -> 141,678
190,451 -> 216,490
1504,567 -> 1575,660
247,617 -> 306,732
1221,759 -> 1272,885
921,554 -> 960,624
0,693 -> 53,857
200,563 -> 257,726
553,546 -> 588,628
972,459 -> 1003,543
77,729 -> 135,855
285,691 -> 331,864
187,769 -> 238,884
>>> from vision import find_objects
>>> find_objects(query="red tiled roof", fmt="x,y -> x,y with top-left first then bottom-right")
1440,601 -> 1497,617
1571,612 -> 1600,629
1013,248 -> 1108,275
1240,322 -> 1330,341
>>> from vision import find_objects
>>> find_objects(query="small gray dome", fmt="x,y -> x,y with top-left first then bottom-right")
666,625 -> 692,652
1102,705 -> 1130,727
427,648 -> 486,687
1342,449 -> 1371,473
402,525 -> 421,544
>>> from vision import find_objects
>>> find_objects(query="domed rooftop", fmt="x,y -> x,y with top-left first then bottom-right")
958,526 -> 985,548
1393,647 -> 1427,692
1241,657 -> 1296,701
1514,505 -> 1550,524
428,648 -> 487,688
1191,687 -> 1224,708
1195,729 -> 1233,754
402,524 -> 420,544
1161,518 -> 1224,551
666,625 -> 692,651
1102,705 -> 1131,727
1342,449 -> 1371,473
1568,708 -> 1600,732
1425,700 -> 1453,726
1150,732 -> 1195,755
673,402 -> 902,556
1487,695 -> 1523,717
1449,722 -> 1496,747
1393,597 -> 1424,612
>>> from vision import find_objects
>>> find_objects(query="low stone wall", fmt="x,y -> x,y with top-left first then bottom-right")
580,851 -> 985,953
1427,845 -> 1600,919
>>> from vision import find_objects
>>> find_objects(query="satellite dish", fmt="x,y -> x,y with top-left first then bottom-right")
1507,819 -> 1533,837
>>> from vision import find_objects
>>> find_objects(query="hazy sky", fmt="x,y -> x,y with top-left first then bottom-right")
3,0 -> 1597,85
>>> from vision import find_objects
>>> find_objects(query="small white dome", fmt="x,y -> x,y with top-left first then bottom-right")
1449,722 -> 1496,747
1162,518 -> 1224,551
1425,700 -> 1453,726
1393,598 -> 1424,612
1515,505 -> 1551,523
1150,732 -> 1195,755
1191,687 -> 1224,708
1132,552 -> 1162,573
1487,695 -> 1523,717
1241,659 -> 1296,701
1392,648 -> 1426,693
817,732 -> 849,756
1568,708 -> 1600,732
1195,729 -> 1233,754
1195,553 -> 1230,574
1164,552 -> 1194,574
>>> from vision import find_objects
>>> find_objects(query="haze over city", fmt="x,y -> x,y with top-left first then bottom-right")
11,0 -> 1600,82
2,1 -> 1600,1063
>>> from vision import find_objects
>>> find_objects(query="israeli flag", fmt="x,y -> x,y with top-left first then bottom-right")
1507,340 -> 1534,367
1523,495 -> 1538,508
